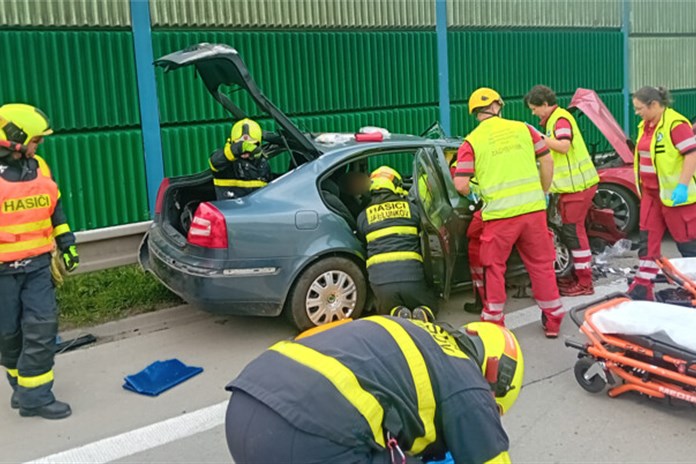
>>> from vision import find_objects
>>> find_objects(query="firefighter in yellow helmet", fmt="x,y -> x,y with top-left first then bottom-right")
209,118 -> 272,200
356,166 -> 438,315
0,104 -> 77,419
225,316 -> 522,463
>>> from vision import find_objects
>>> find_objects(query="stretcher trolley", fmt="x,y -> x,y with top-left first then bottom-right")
654,257 -> 696,306
565,293 -> 696,404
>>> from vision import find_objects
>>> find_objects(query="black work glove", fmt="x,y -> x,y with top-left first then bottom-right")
61,245 -> 79,272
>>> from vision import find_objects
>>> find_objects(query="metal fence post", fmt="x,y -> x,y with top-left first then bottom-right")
130,0 -> 164,217
622,0 -> 631,134
436,0 -> 451,136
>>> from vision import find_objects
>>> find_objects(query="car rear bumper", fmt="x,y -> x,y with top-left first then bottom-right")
139,229 -> 290,316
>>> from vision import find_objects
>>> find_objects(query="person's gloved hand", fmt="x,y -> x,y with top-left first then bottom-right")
545,193 -> 550,207
427,452 -> 454,464
671,183 -> 688,206
62,245 -> 79,272
466,192 -> 479,203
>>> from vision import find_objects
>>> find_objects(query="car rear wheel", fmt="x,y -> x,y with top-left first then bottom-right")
285,257 -> 366,331
593,183 -> 639,234
551,227 -> 573,277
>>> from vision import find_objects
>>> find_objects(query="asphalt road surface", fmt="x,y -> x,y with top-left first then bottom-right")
2,240 -> 695,463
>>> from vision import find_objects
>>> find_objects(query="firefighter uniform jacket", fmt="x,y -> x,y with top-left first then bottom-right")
209,148 -> 272,199
357,191 -> 424,285
227,316 -> 510,463
0,155 -> 74,274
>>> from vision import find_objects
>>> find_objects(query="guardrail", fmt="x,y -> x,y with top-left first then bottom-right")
73,221 -> 151,274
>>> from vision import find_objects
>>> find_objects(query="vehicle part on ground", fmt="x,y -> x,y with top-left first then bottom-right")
285,257 -> 366,331
593,183 -> 639,234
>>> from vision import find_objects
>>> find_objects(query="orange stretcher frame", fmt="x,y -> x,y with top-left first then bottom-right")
565,293 -> 696,404
655,256 -> 696,306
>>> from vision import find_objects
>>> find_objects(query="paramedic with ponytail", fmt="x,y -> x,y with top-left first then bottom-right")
627,87 -> 696,301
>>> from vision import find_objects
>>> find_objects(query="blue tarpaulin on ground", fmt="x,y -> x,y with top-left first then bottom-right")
123,359 -> 203,396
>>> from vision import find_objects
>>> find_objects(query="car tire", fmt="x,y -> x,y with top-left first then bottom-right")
285,257 -> 367,331
551,227 -> 573,277
593,183 -> 639,234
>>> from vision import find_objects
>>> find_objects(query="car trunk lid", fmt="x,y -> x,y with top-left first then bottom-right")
154,43 -> 321,164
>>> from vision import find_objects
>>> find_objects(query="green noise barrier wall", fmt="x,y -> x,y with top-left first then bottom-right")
153,31 -> 438,125
41,130 -> 150,231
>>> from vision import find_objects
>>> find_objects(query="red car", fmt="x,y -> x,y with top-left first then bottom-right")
569,89 -> 640,234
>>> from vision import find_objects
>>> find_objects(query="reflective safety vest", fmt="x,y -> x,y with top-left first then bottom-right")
545,107 -> 599,194
634,108 -> 696,207
466,117 -> 546,221
0,156 -> 58,262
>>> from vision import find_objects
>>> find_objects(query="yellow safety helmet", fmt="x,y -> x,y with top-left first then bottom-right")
457,321 -> 524,415
0,104 -> 53,153
230,118 -> 262,145
370,166 -> 405,195
468,88 -> 504,114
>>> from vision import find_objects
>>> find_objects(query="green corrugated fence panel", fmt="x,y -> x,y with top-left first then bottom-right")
151,0 -> 435,28
161,105 -> 438,177
153,31 -> 438,125
448,0 -> 621,28
631,0 -> 696,34
41,130 -> 150,231
451,93 -> 626,151
628,89 -> 696,140
448,30 -> 624,102
0,31 -> 140,131
1,0 -> 130,27
630,37 -> 696,92
449,31 -> 623,101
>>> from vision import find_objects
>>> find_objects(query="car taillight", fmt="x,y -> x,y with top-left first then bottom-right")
187,202 -> 228,248
154,178 -> 170,215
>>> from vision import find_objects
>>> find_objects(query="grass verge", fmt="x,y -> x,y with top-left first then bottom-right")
57,264 -> 183,330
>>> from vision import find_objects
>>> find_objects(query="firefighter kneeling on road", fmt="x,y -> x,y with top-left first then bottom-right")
225,316 -> 523,463
454,88 -> 564,338
0,104 -> 78,419
209,118 -> 272,200
357,166 -> 438,316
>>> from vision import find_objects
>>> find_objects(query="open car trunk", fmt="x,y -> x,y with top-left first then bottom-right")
159,173 -> 217,245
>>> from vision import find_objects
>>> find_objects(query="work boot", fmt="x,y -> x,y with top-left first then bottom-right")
412,306 -> 435,323
559,282 -> 595,297
10,391 -> 19,409
389,306 -> 412,319
556,276 -> 577,289
19,400 -> 72,420
627,283 -> 654,301
541,313 -> 562,339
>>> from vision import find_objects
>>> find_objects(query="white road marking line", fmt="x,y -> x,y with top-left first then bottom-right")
25,402 -> 227,464
506,280 -> 625,330
27,281 -> 626,463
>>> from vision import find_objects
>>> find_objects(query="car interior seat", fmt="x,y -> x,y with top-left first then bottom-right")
321,178 -> 357,230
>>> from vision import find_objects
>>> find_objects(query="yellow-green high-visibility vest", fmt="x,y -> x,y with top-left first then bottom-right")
634,107 -> 696,207
466,117 -> 547,221
545,107 -> 599,194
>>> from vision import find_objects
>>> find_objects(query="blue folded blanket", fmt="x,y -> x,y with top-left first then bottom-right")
123,359 -> 203,396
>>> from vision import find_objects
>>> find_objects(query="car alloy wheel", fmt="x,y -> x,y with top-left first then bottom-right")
552,228 -> 572,276
593,184 -> 638,233
305,270 -> 358,326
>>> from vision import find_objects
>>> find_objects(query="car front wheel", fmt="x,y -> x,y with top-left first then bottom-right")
593,183 -> 639,234
551,227 -> 573,277
285,257 -> 367,331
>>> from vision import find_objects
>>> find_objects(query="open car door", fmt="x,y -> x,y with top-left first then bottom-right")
154,43 -> 320,164
411,147 -> 458,300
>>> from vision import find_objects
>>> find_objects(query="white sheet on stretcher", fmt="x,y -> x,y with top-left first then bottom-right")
589,300 -> 696,353
663,258 -> 696,280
